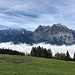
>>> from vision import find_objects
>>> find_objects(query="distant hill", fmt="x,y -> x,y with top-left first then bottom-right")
0,23 -> 75,45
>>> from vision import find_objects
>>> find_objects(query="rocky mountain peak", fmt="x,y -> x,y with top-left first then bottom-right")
0,23 -> 75,45
34,25 -> 51,33
51,23 -> 69,32
33,23 -> 75,45
53,23 -> 63,26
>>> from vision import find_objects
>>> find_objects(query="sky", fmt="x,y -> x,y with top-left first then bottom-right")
0,42 -> 75,58
0,0 -> 75,31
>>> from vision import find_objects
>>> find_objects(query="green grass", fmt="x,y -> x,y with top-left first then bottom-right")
0,54 -> 75,75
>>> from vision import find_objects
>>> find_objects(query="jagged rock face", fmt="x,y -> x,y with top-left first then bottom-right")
0,23 -> 75,45
50,24 -> 74,45
33,23 -> 75,45
33,25 -> 51,40
51,23 -> 69,32
0,29 -> 34,44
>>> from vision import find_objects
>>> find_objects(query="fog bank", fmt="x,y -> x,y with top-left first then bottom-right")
0,42 -> 75,58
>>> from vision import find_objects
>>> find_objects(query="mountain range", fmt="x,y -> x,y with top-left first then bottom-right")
0,23 -> 75,45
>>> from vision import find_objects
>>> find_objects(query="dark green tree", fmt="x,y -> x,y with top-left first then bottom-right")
65,51 -> 71,61
54,52 -> 66,60
54,52 -> 60,59
43,48 -> 48,58
30,47 -> 36,56
47,48 -> 53,58
36,46 -> 42,57
59,53 -> 66,60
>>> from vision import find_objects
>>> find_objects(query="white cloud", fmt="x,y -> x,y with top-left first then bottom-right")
0,0 -> 75,30
0,42 -> 75,58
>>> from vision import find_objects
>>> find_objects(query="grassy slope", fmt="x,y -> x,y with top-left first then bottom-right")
0,54 -> 75,75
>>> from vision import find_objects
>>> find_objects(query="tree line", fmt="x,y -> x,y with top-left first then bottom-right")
30,46 -> 52,58
30,46 -> 75,61
0,48 -> 25,56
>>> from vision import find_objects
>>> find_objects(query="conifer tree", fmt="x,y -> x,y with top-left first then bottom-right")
47,48 -> 53,58
65,51 -> 71,61
30,47 -> 36,56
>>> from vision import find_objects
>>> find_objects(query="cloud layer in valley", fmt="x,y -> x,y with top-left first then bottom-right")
0,0 -> 75,30
0,42 -> 75,58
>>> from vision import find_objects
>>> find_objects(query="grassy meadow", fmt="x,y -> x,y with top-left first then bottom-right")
0,54 -> 75,75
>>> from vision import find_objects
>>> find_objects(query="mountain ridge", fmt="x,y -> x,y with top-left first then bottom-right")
0,23 -> 75,45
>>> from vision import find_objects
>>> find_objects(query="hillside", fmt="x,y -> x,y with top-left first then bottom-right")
0,23 -> 75,45
0,54 -> 75,75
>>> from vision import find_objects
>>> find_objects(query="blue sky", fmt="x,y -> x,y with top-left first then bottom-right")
0,0 -> 75,31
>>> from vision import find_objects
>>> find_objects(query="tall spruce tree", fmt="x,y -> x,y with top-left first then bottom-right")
36,46 -> 42,57
47,48 -> 53,58
65,51 -> 71,61
30,47 -> 36,56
